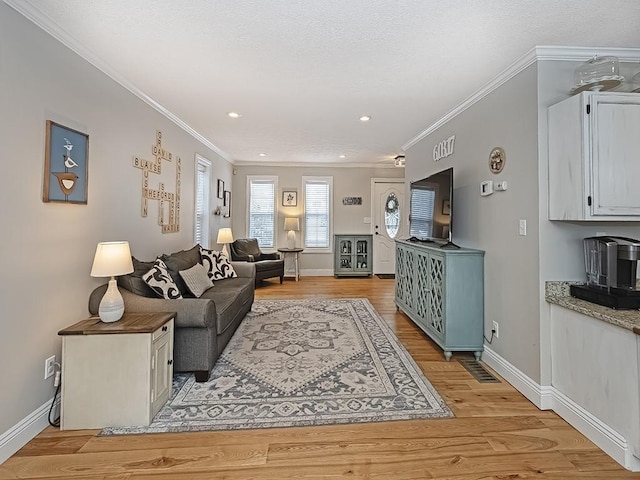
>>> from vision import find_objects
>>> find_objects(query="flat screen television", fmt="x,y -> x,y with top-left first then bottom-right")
409,167 -> 453,243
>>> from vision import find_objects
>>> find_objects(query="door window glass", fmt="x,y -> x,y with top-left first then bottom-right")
384,192 -> 400,238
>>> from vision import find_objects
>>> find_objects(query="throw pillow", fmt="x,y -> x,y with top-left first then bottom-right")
179,263 -> 213,297
160,245 -> 201,296
200,247 -> 237,281
117,257 -> 157,298
143,259 -> 183,299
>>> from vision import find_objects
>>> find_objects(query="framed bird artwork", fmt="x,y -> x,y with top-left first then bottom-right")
43,120 -> 89,204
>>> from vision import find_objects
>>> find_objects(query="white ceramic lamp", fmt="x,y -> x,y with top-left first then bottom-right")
217,228 -> 234,257
284,217 -> 299,249
90,241 -> 134,323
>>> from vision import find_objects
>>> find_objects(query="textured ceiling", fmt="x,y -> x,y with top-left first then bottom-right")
6,1 -> 640,166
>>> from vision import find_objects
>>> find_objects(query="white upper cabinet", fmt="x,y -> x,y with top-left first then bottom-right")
548,92 -> 640,220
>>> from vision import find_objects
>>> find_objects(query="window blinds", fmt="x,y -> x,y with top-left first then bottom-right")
194,163 -> 209,247
304,181 -> 330,248
249,180 -> 275,247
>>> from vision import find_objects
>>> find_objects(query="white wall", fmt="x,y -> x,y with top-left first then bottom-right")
0,2 -> 232,441
231,165 -> 404,272
405,64 -> 542,382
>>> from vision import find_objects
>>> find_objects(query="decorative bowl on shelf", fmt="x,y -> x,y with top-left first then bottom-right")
570,56 -> 624,95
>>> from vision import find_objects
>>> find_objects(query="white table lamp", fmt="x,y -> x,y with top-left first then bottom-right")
284,217 -> 299,249
217,228 -> 234,257
90,241 -> 134,323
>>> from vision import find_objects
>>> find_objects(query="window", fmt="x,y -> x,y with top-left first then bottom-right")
409,185 -> 436,239
194,155 -> 211,248
247,176 -> 277,248
303,176 -> 332,251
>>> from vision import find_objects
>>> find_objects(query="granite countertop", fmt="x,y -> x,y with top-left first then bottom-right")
545,281 -> 640,335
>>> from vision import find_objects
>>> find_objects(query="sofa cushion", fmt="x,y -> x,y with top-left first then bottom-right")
143,259 -> 183,299
200,247 -> 237,281
117,257 -> 156,297
200,277 -> 254,334
179,263 -> 213,298
160,245 -> 201,296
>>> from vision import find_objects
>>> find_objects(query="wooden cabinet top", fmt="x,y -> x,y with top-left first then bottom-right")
59,312 -> 176,336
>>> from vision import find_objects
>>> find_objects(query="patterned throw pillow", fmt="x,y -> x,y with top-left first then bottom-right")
179,263 -> 213,297
200,247 -> 237,281
143,259 -> 183,299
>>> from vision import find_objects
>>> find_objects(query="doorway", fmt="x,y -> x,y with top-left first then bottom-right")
371,179 -> 405,275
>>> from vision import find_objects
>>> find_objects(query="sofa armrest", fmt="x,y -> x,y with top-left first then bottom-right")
88,284 -> 216,329
230,261 -> 256,281
259,252 -> 280,260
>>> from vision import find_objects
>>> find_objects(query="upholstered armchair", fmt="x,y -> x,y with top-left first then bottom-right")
230,238 -> 284,285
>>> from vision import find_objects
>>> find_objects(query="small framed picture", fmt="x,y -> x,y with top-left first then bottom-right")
223,190 -> 231,218
282,190 -> 297,207
43,120 -> 89,204
442,199 -> 451,215
217,179 -> 224,199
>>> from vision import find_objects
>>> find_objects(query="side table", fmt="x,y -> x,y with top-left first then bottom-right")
277,248 -> 304,281
58,311 -> 176,430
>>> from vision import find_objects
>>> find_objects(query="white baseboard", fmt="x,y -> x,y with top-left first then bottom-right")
0,397 -> 58,465
299,268 -> 333,277
482,346 -> 549,409
482,346 -> 640,472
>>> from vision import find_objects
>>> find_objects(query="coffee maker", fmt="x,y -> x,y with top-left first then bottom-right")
570,236 -> 640,309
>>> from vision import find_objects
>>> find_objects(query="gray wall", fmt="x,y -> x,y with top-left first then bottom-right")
232,165 -> 404,272
536,58 -> 640,384
0,3 -> 232,436
405,65 -> 542,382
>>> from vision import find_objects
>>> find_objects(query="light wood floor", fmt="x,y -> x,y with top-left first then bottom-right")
2,276 -> 639,479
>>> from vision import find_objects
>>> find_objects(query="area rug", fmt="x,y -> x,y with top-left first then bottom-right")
101,298 -> 452,435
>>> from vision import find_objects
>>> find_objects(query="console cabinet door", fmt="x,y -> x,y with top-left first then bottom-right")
150,320 -> 174,418
548,92 -> 640,220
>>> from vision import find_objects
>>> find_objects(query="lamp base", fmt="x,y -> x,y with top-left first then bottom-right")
99,277 -> 125,323
287,230 -> 296,249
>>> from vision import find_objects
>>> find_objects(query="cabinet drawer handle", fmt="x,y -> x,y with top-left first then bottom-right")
168,359 -> 173,365
162,325 -> 168,332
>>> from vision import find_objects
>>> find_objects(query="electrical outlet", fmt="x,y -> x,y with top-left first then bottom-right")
492,321 -> 499,339
44,355 -> 56,380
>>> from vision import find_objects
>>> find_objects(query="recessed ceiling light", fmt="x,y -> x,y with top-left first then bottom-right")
339,155 -> 346,159
227,112 -> 241,118
359,115 -> 371,122
258,153 -> 267,157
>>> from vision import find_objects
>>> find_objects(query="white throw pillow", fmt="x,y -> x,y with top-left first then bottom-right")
200,247 -> 237,281
179,263 -> 214,297
143,259 -> 183,299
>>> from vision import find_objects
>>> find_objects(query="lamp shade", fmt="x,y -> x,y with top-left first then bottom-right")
216,227 -> 234,244
90,241 -> 134,277
284,217 -> 299,231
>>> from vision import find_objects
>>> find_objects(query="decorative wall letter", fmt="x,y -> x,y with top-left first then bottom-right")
133,130 -> 181,233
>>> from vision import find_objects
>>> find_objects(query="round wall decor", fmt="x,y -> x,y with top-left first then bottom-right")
489,147 -> 506,174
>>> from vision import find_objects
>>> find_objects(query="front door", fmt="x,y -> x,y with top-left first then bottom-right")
372,180 -> 405,275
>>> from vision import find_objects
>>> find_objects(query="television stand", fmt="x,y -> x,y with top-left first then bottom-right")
439,241 -> 460,249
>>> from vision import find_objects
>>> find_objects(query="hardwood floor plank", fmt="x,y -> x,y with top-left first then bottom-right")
2,277 -> 638,479
1,444 -> 267,478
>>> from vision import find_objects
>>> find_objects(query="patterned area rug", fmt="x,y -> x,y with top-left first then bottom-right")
101,298 -> 452,435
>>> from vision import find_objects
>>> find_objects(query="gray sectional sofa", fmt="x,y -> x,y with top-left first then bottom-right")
88,245 -> 256,382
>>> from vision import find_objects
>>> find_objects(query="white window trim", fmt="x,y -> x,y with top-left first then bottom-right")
302,175 -> 333,254
194,154 -> 212,248
246,175 -> 278,251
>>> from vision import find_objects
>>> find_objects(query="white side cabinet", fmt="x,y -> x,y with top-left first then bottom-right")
59,312 -> 175,430
548,92 -> 640,220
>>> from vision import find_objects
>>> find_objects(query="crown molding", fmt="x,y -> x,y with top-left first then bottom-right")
402,45 -> 640,150
233,160 -> 400,169
3,0 -> 232,163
